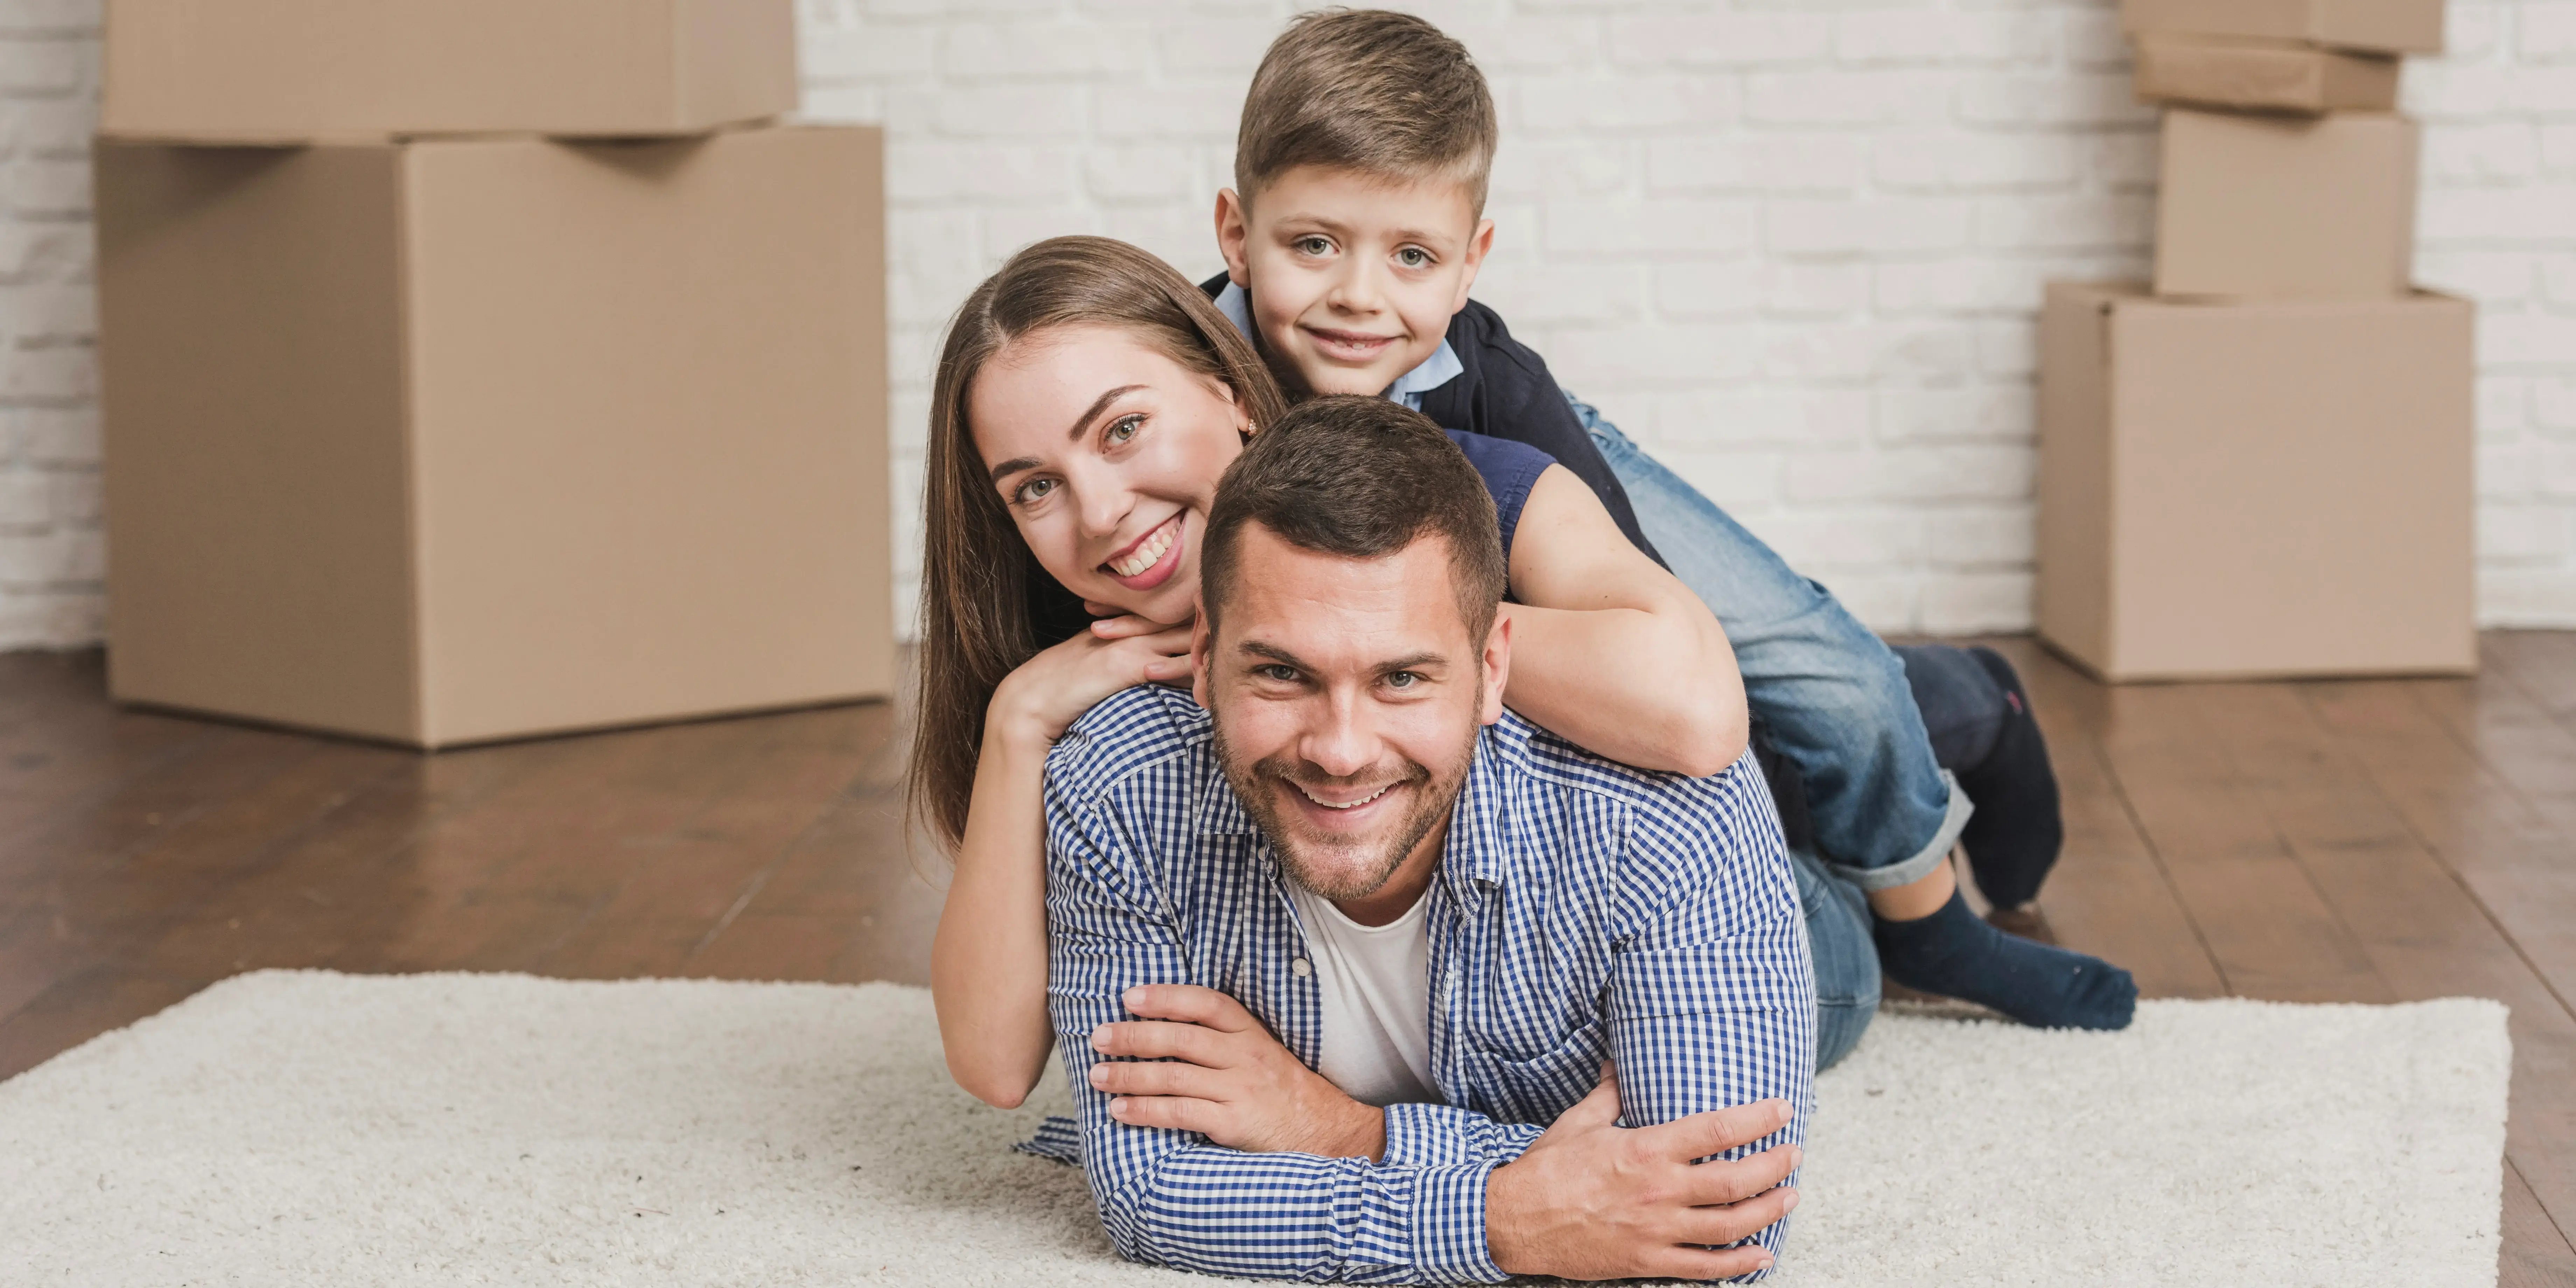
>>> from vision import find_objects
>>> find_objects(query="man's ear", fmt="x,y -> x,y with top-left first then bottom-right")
1478,610 -> 1511,727
1451,216 -> 1497,315
1191,595 -> 1216,711
1216,188 -> 1252,288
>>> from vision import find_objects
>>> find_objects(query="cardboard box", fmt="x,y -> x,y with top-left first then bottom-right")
2122,0 -> 2445,55
2133,35 -> 2400,113
2155,108 -> 2418,302
2036,282 -> 2474,682
103,0 -> 796,141
96,125 -> 892,748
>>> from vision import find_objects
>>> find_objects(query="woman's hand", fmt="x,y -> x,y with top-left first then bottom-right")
987,612 -> 1195,754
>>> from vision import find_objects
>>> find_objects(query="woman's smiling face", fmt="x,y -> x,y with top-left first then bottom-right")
968,324 -> 1251,626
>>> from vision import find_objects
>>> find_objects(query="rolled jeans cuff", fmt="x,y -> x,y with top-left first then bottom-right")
1821,769 -> 1972,892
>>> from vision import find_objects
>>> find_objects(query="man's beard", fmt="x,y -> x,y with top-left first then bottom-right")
1214,723 -> 1478,903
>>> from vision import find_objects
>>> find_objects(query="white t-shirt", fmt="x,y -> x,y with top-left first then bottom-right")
1284,882 -> 1438,1108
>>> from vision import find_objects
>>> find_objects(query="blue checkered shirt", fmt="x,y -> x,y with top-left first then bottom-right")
1041,685 -> 1815,1283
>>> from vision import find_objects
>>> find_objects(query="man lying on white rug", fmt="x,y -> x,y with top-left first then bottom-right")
1036,396 -> 1816,1284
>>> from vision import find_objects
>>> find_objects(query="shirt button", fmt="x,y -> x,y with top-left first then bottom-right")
1290,958 -> 1313,978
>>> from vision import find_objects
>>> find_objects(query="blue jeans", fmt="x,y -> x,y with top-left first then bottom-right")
1794,845 -> 1878,1071
1571,398 -> 1970,894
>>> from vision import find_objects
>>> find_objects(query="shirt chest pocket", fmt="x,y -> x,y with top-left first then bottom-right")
1463,1005 -> 1609,1125
1463,967 -> 1598,1059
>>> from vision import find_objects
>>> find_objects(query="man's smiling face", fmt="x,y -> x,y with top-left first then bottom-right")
1196,523 -> 1506,911
1217,165 -> 1494,399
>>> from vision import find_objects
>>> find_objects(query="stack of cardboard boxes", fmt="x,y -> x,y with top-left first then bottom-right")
94,0 -> 893,748
2036,0 -> 2476,681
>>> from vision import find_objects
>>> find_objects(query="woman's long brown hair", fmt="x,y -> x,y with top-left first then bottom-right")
908,236 -> 1287,852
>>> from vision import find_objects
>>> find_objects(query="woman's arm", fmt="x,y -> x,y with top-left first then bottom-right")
1503,465 -> 1748,777
930,617 -> 1192,1109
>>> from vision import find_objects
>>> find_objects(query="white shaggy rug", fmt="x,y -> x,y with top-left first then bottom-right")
0,971 -> 2510,1287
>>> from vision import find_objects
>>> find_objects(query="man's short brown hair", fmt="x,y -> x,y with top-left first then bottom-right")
1202,396 -> 1508,644
1233,8 -> 1498,214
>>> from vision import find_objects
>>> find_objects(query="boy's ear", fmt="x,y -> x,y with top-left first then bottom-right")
1215,189 -> 1253,288
1451,216 -> 1497,314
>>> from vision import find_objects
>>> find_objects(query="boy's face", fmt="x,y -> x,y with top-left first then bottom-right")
1217,165 -> 1494,399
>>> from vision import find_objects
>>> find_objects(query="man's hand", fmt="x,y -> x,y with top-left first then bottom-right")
1485,1069 -> 1800,1282
1088,984 -> 1386,1160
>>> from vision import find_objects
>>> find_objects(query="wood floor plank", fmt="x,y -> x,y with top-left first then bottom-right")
0,727 -> 377,1015
534,707 -> 896,978
2486,632 -> 2576,724
690,911 -> 868,983
0,964 -> 210,1081
0,702 -> 219,846
2304,682 -> 2576,1019
2078,682 -> 2393,1002
2506,1159 -> 2576,1288
2413,647 -> 2576,822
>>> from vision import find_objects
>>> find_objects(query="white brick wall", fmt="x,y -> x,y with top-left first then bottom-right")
2416,4 -> 2576,622
0,0 -> 102,648
4,0 -> 2574,649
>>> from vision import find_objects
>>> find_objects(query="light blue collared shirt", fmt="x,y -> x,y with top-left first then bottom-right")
1035,684 -> 1813,1283
1213,279 -> 1465,411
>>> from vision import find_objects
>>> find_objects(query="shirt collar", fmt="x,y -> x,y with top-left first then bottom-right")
1212,279 -> 1464,407
1437,723 -> 1514,896
1385,337 -> 1464,407
1194,759 -> 1256,836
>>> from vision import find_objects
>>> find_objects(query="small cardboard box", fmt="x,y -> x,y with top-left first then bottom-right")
96,125 -> 892,748
2122,0 -> 2445,55
103,0 -> 796,141
2133,34 -> 2400,113
2155,108 -> 2418,302
2036,282 -> 2474,682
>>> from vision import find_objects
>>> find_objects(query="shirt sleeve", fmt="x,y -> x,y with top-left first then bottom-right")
1045,779 -> 1533,1284
1441,429 -> 1553,562
1605,754 -> 1818,1282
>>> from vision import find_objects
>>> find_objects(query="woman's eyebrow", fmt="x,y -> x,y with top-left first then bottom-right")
985,383 -> 1149,485
1065,384 -> 1147,442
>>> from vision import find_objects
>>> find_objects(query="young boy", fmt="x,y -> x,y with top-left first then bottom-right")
1200,8 -> 2132,1030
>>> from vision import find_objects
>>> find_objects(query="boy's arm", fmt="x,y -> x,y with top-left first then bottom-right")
1046,783 -> 1539,1284
1604,765 -> 1818,1281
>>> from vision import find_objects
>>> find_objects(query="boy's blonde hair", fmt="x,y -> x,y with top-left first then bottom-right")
1234,8 -> 1498,215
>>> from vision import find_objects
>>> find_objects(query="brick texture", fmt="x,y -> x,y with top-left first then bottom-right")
6,0 -> 2575,649
0,0 -> 98,648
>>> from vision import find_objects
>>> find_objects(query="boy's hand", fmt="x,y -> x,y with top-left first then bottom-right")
1087,984 -> 1385,1160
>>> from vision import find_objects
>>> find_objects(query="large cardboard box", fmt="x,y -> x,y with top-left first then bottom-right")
103,0 -> 796,141
2036,282 -> 2474,682
2133,35 -> 2400,113
96,125 -> 892,748
2155,109 -> 2418,302
2122,0 -> 2445,55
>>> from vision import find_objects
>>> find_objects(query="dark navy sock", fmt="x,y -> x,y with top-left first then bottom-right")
1874,888 -> 2136,1030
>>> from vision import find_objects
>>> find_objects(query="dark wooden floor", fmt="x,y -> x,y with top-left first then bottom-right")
2,637 -> 2572,1283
